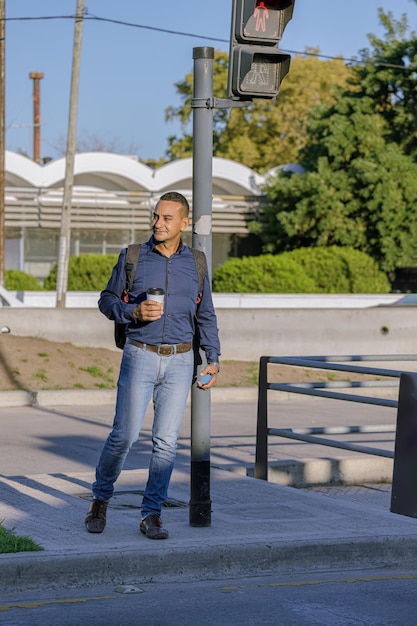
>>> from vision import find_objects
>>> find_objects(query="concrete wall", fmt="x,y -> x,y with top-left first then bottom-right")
0,306 -> 416,361
217,307 -> 417,360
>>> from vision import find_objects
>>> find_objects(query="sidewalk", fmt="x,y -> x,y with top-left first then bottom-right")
1,389 -> 417,592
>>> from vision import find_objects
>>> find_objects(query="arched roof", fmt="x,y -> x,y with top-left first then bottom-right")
5,151 -> 46,187
5,151 -> 272,196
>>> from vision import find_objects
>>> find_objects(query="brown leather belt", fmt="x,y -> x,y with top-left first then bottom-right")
127,338 -> 193,356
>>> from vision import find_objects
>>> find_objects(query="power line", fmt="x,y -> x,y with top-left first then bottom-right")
2,12 -> 414,71
3,12 -> 227,42
280,48 -> 411,70
86,13 -> 226,43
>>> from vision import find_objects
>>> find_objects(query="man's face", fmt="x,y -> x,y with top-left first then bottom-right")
152,200 -> 189,245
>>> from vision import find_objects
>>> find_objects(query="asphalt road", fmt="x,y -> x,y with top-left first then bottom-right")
1,567 -> 416,625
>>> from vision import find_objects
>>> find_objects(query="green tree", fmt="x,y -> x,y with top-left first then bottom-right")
254,7 -> 417,273
357,6 -> 417,159
165,51 -> 230,162
256,94 -> 417,272
165,49 -> 352,171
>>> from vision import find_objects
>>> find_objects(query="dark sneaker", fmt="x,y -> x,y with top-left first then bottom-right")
85,499 -> 108,533
140,514 -> 169,540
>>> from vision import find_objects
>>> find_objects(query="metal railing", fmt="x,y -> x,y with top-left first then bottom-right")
254,355 -> 417,481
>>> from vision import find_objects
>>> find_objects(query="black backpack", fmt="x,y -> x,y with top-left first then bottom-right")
114,244 -> 207,349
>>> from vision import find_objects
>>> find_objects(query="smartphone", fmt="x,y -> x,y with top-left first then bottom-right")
199,373 -> 214,385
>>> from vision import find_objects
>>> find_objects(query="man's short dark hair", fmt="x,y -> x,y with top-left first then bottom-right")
159,191 -> 190,216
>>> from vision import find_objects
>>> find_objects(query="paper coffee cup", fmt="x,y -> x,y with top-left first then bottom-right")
146,287 -> 165,304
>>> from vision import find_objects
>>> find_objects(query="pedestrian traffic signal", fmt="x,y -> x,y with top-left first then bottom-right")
228,0 -> 295,99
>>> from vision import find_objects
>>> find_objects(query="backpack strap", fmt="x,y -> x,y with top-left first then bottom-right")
191,248 -> 207,304
122,243 -> 141,302
190,249 -> 208,378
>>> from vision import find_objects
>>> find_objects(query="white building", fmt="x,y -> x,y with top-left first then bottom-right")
5,151 -> 284,280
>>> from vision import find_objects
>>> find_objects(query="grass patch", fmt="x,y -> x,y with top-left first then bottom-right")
0,521 -> 43,554
79,365 -> 115,386
247,362 -> 258,385
79,365 -> 106,378
33,369 -> 48,382
326,372 -> 338,381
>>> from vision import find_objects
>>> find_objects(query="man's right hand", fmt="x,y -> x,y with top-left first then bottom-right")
133,301 -> 163,322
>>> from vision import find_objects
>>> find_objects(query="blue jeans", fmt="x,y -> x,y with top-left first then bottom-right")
92,341 -> 194,517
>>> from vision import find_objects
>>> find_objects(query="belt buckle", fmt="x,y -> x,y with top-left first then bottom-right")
157,344 -> 175,356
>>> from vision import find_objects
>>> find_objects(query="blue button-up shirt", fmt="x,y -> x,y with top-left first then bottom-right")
98,237 -> 221,363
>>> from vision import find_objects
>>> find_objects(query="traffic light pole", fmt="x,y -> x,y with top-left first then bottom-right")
190,1 -> 296,526
190,46 -> 215,527
189,49 -> 251,528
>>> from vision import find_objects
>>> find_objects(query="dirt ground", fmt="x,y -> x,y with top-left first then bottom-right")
0,335 -> 257,391
0,334 -> 373,392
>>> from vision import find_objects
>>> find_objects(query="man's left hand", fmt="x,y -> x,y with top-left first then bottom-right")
196,365 -> 219,390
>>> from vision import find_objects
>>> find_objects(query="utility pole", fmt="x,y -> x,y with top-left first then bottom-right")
29,72 -> 44,164
56,0 -> 84,308
0,0 -> 5,287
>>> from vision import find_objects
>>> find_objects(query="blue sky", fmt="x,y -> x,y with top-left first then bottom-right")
5,0 -> 417,163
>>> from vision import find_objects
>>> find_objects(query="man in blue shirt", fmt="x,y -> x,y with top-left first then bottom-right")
85,191 -> 220,539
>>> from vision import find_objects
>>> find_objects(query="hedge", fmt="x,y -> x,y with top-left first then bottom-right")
212,254 -> 317,293
44,254 -> 118,291
212,246 -> 390,293
4,270 -> 44,291
34,246 -> 392,294
280,246 -> 391,293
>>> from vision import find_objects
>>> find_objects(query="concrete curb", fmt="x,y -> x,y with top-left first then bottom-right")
0,388 -> 118,407
0,387 -> 268,407
0,388 -> 250,407
264,456 -> 394,487
224,456 -> 394,487
1,535 -> 417,592
0,386 -> 400,407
